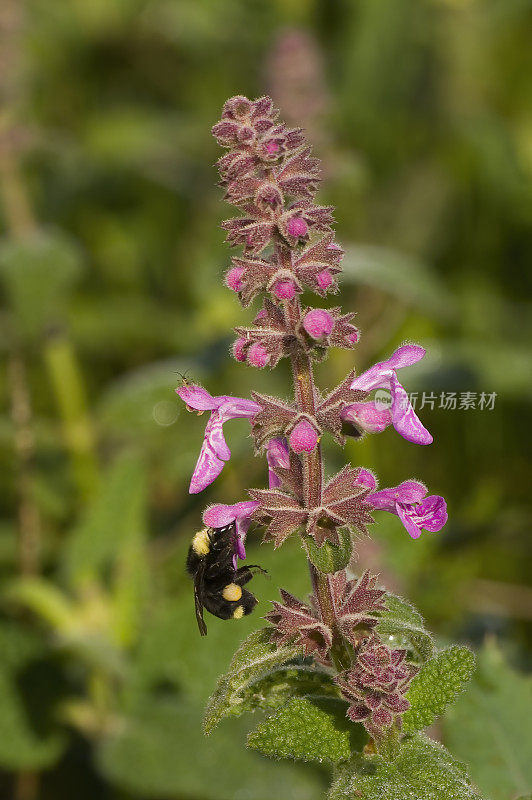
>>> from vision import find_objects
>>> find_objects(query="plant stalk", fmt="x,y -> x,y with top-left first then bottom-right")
285,289 -> 352,672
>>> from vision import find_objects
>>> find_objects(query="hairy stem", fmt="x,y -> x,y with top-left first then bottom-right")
284,287 -> 351,672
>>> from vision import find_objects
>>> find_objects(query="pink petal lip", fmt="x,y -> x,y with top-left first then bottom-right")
176,385 -> 217,410
203,501 -> 260,565
389,373 -> 433,445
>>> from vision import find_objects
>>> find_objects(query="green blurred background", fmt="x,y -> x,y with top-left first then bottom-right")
0,0 -> 531,798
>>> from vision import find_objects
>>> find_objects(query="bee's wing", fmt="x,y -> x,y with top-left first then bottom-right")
193,559 -> 208,636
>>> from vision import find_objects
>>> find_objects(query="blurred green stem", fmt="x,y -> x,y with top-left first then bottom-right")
43,331 -> 99,500
0,153 -> 98,501
7,348 -> 41,576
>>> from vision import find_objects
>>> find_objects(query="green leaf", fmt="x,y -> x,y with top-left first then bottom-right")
303,528 -> 353,573
328,734 -> 484,800
204,628 -> 301,734
0,623 -> 66,770
97,697 -> 325,800
248,695 -> 365,765
443,641 -> 532,800
0,231 -> 83,338
403,646 -> 475,733
376,594 -> 435,662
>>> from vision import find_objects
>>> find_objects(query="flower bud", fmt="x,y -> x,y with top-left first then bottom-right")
289,419 -> 319,453
316,269 -> 334,293
286,215 -> 309,239
248,342 -> 270,368
232,337 -> 248,362
255,183 -> 283,212
226,265 -> 245,292
272,278 -> 297,300
302,308 -> 335,339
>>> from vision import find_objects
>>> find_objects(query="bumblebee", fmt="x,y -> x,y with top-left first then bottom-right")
186,521 -> 266,636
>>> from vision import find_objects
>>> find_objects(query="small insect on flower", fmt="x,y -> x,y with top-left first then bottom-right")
186,521 -> 266,636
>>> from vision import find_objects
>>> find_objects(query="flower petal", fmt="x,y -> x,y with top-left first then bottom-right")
341,401 -> 392,434
176,385 -> 218,410
203,501 -> 260,565
386,344 -> 426,370
205,413 -> 231,461
189,443 -> 225,494
367,480 -> 426,513
217,396 -> 261,421
349,362 -> 393,393
396,502 -> 423,539
266,437 -> 290,488
413,495 -> 447,532
390,373 -> 433,445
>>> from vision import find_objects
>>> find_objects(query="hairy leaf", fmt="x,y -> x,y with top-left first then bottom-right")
328,734 -> 484,800
443,641 -> 532,800
248,695 -> 365,765
403,646 -> 475,733
376,594 -> 434,662
204,628 -> 301,734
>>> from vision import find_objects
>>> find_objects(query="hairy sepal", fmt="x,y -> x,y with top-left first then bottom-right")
303,527 -> 353,573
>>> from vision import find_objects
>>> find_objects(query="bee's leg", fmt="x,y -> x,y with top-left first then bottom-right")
234,565 -> 268,586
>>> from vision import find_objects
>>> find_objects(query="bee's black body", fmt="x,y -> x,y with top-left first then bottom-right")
186,522 -> 264,636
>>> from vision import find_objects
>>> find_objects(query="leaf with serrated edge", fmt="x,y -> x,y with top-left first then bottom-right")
248,695 -> 365,765
328,734 -> 484,800
403,646 -> 475,733
204,628 -> 300,734
443,641 -> 532,800
376,594 -> 434,663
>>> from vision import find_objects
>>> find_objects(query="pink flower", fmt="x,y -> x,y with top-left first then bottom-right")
266,437 -> 290,488
348,344 -> 433,445
366,480 -> 447,539
176,385 -> 260,494
203,500 -> 260,567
